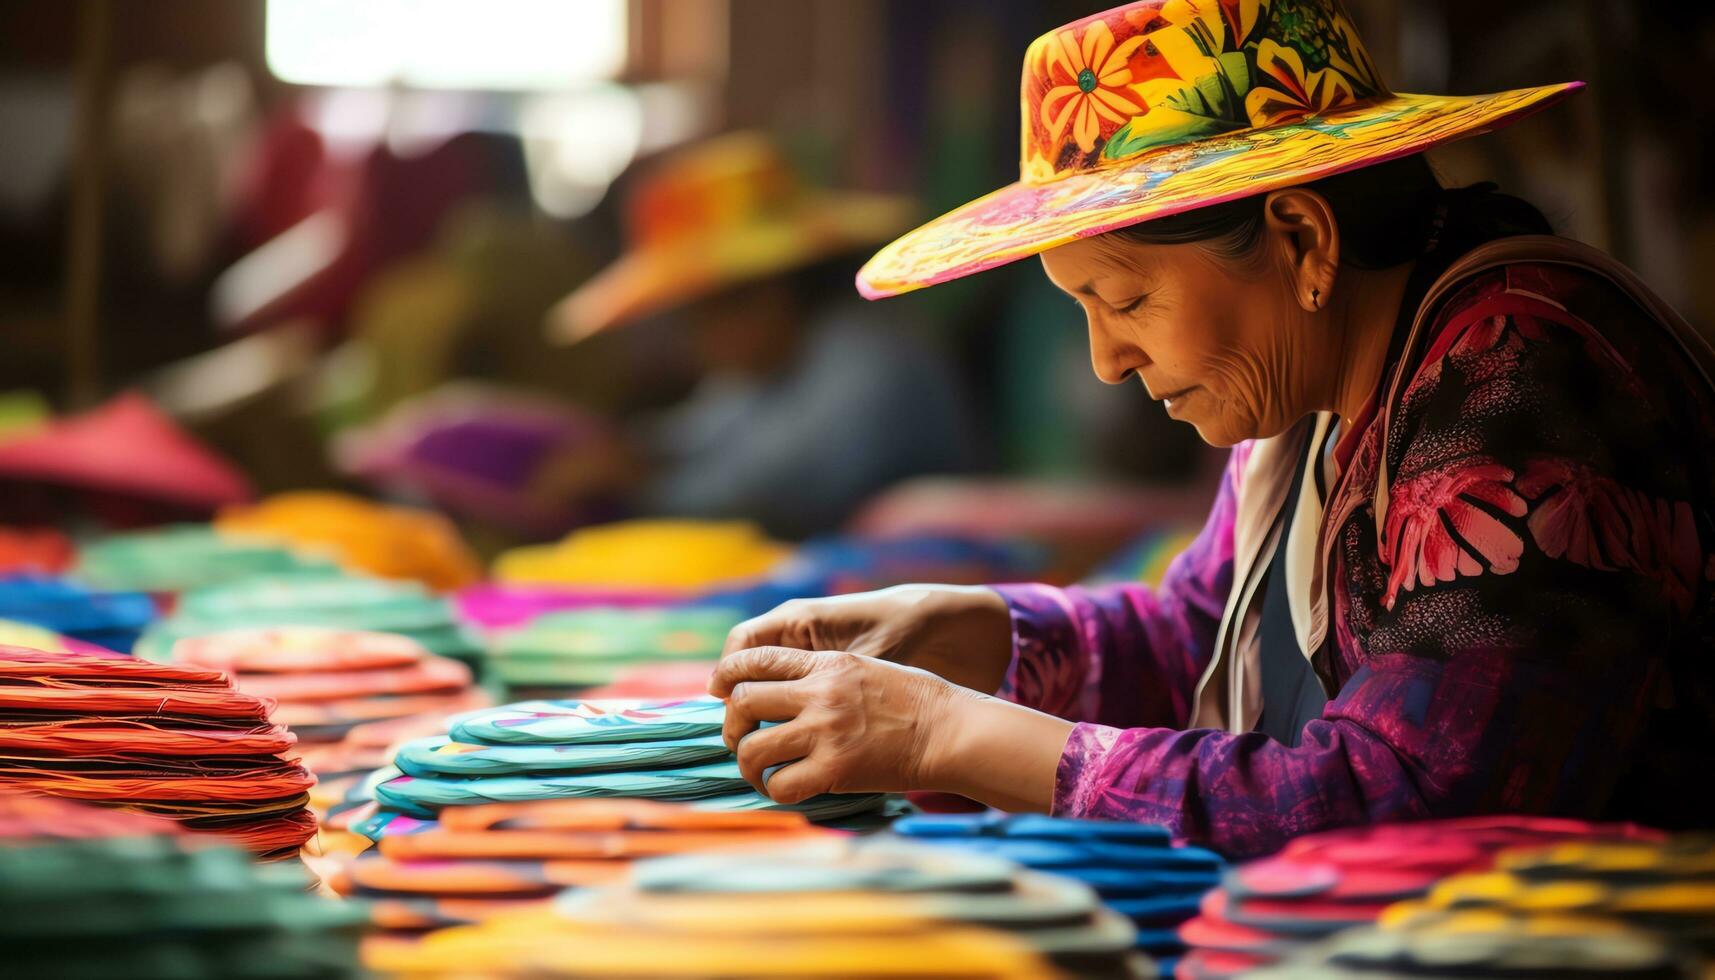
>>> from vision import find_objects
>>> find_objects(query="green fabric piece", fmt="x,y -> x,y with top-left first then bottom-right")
135,573 -> 484,667
76,526 -> 337,594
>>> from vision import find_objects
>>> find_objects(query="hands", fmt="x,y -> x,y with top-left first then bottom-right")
709,643 -> 1072,813
709,647 -> 956,802
720,585 -> 1016,694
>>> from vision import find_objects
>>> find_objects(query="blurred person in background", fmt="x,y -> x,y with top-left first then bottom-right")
712,0 -> 1715,857
532,133 -> 977,539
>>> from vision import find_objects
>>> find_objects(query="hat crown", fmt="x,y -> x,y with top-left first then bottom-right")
626,133 -> 804,250
1021,0 -> 1386,185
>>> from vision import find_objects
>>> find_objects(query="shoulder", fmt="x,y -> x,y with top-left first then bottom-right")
1380,260 -> 1710,614
1390,260 -> 1677,480
1404,257 -> 1701,405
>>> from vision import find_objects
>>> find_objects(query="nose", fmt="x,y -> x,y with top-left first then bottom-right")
1087,320 -> 1146,386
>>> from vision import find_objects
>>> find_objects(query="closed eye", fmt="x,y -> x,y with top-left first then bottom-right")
1111,295 -> 1147,316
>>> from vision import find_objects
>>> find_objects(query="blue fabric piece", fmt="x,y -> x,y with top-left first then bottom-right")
1052,867 -> 1220,896
1130,928 -> 1186,951
374,759 -> 751,814
0,574 -> 154,651
394,734 -> 731,778
896,835 -> 1221,871
452,698 -> 727,746
1102,893 -> 1208,925
894,811 -> 1174,844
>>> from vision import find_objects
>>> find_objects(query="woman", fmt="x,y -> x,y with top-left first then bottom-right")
711,0 -> 1715,857
537,132 -> 976,539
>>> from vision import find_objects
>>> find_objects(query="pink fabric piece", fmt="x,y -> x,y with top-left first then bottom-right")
0,394 -> 250,511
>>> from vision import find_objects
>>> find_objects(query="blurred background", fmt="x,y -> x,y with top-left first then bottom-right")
0,0 -> 1708,566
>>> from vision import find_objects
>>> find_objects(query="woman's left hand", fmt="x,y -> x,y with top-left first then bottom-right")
709,645 -> 1072,811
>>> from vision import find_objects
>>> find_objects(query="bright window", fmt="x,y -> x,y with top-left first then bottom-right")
265,0 -> 629,90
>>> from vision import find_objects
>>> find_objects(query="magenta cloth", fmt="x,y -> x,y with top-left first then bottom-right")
993,262 -> 1715,859
454,584 -> 685,632
0,394 -> 251,511
342,392 -> 604,535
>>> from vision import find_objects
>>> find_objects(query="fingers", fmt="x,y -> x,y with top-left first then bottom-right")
721,612 -> 783,659
720,593 -> 883,659
721,597 -> 817,658
707,646 -> 821,697
761,751 -> 837,805
721,678 -> 810,749
734,723 -> 815,792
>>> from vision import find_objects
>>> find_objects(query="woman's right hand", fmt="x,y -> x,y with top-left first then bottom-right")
719,585 -> 1016,694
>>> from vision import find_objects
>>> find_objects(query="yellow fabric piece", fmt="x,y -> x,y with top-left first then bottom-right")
493,519 -> 790,590
366,900 -> 1060,978
216,491 -> 479,591
0,619 -> 72,652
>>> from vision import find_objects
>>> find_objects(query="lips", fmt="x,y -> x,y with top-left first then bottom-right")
1151,384 -> 1196,403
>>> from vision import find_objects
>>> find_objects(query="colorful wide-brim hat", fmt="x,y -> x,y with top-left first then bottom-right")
858,0 -> 1582,298
549,132 -> 914,343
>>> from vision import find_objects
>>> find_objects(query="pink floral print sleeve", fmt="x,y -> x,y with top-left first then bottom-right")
994,263 -> 1715,859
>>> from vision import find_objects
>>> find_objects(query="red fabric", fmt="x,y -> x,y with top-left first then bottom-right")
0,394 -> 251,511
0,527 -> 73,574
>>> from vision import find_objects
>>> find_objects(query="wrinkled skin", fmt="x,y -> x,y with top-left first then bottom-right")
720,586 -> 1016,693
711,647 -> 955,802
712,188 -> 1415,811
1040,188 -> 1405,446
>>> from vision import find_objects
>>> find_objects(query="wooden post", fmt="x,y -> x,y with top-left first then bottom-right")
64,0 -> 113,409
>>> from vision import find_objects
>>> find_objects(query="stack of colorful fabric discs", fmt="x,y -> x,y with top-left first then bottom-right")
1329,837 -> 1715,969
368,892 -> 1059,978
0,644 -> 316,857
1176,816 -> 1664,978
0,574 -> 155,652
893,812 -> 1224,975
364,836 -> 1131,978
133,574 -> 486,672
490,606 -> 744,696
76,524 -> 337,595
1250,912 -> 1698,979
350,698 -> 885,835
164,627 -> 489,788
0,793 -> 368,978
216,490 -> 482,591
330,798 -> 838,941
419,836 -> 1141,978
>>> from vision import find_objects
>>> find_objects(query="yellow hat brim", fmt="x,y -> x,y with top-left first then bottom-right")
549,193 -> 915,344
858,83 -> 1582,299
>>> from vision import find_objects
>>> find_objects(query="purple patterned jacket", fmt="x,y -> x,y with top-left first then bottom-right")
994,257 -> 1715,858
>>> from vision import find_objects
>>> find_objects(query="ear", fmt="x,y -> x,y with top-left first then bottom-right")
1262,188 -> 1340,313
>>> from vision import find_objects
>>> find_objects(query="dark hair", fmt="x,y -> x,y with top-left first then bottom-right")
1107,155 -> 1551,269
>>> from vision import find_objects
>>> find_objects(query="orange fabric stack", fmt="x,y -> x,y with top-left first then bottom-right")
0,645 -> 315,857
167,626 -> 489,825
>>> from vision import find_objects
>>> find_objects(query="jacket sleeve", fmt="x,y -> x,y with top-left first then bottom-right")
990,447 -> 1242,730
1038,273 -> 1709,858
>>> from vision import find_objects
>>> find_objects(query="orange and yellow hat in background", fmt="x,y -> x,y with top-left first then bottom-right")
215,491 -> 481,591
548,132 -> 915,344
859,0 -> 1581,298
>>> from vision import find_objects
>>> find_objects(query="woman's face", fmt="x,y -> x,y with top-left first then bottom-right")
1039,218 -> 1322,447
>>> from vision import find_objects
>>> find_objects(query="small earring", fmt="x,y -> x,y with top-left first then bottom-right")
1310,287 -> 1321,309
